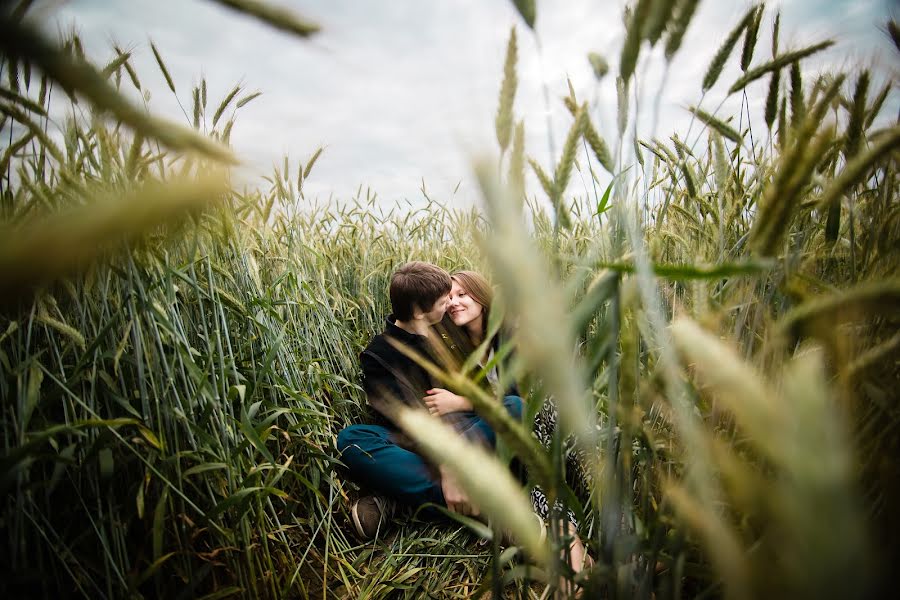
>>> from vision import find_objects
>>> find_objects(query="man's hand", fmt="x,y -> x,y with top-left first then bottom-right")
424,388 -> 472,416
440,467 -> 479,516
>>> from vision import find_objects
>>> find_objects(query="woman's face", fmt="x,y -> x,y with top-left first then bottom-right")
448,280 -> 484,329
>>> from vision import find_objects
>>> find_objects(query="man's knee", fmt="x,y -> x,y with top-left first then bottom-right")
337,423 -> 380,455
337,425 -> 358,454
503,395 -> 523,421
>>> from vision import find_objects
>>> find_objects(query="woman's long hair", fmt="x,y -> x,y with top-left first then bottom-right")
449,271 -> 518,396
450,270 -> 493,344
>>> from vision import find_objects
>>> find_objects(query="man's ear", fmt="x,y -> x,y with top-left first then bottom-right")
410,306 -> 425,321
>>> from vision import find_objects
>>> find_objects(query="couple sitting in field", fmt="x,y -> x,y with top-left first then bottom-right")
337,261 -> 589,574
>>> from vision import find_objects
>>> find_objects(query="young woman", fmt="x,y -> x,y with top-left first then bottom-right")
425,270 -> 592,579
422,271 -> 513,415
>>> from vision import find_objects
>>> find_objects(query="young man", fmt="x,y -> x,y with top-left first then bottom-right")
336,261 -> 522,539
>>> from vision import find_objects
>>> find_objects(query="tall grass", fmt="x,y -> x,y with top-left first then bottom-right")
2,1 -> 898,598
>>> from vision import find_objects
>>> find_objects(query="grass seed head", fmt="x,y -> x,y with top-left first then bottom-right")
689,106 -> 742,143
644,0 -> 678,46
740,4 -> 764,72
150,40 -> 176,93
495,27 -> 518,152
587,51 -> 609,79
728,40 -> 834,95
620,0 -> 654,84
665,0 -> 701,61
765,69 -> 780,129
510,0 -> 536,30
702,5 -> 757,92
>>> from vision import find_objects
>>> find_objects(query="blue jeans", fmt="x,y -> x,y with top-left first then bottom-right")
337,395 -> 523,510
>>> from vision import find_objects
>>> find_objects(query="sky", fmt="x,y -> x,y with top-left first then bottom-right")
33,0 -> 900,209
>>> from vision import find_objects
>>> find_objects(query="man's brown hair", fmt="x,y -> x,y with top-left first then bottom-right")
390,261 -> 451,321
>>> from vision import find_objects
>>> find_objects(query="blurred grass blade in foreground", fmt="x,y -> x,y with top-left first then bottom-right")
208,0 -> 320,38
0,175 -> 229,298
0,14 -> 237,164
671,318 -> 869,599
474,159 -> 601,484
393,406 -> 553,567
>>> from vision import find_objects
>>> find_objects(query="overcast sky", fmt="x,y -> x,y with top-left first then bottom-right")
38,0 -> 899,208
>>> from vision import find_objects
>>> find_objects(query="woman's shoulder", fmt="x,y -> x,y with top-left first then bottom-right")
491,320 -> 517,347
433,315 -> 472,357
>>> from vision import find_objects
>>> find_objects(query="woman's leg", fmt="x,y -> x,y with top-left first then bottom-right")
530,398 -> 594,590
454,394 -> 523,446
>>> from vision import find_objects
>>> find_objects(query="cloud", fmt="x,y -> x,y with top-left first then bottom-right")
43,0 -> 897,209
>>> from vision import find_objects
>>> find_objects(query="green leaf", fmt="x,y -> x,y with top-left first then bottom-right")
183,462 -> 229,477
76,418 -> 141,428
136,474 -> 145,519
414,502 -> 494,539
240,405 -> 275,465
139,426 -> 163,451
137,552 -> 176,586
194,588 -> 244,600
596,178 -> 615,221
47,443 -> 77,497
152,487 -> 169,560
571,271 -> 618,337
98,448 -> 114,480
228,384 -> 246,403
247,400 -> 262,420
206,486 -> 288,521
24,360 -> 43,429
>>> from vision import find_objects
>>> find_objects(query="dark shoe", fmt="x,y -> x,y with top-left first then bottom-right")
350,495 -> 395,540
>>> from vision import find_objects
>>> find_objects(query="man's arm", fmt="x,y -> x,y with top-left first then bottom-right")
439,465 -> 478,516
362,349 -> 478,516
360,350 -> 407,421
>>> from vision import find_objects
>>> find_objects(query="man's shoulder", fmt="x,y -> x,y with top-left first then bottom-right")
362,329 -> 392,356
360,321 -> 399,367
361,331 -> 412,367
362,317 -> 419,355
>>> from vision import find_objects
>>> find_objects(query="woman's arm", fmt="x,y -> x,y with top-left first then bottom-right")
423,388 -> 473,416
439,465 -> 479,516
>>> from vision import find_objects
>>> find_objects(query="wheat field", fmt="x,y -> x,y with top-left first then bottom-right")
1,1 -> 898,598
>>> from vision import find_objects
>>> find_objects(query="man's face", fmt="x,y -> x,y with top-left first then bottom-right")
420,292 -> 450,325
